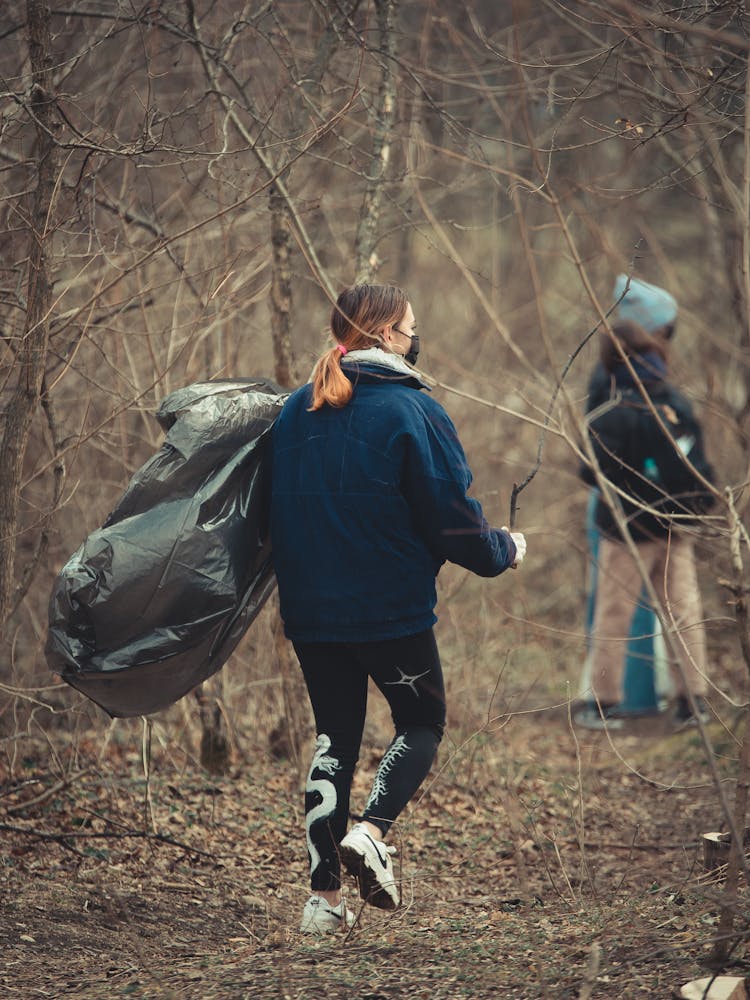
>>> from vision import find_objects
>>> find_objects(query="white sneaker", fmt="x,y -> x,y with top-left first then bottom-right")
339,823 -> 399,910
299,895 -> 355,935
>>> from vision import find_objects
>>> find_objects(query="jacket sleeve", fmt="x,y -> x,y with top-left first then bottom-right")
399,401 -> 516,577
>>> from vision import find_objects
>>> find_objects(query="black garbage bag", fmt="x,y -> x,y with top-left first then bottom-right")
45,377 -> 288,718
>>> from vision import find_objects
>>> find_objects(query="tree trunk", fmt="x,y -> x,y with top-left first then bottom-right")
354,0 -> 397,283
269,184 -> 298,389
0,0 -> 60,637
194,684 -> 230,775
708,492 -> 750,966
9,380 -> 66,619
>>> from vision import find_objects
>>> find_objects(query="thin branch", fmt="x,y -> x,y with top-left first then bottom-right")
183,0 -> 353,303
6,768 -> 92,814
0,821 -> 217,858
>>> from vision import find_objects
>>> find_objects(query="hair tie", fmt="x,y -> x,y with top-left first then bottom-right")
336,343 -> 348,356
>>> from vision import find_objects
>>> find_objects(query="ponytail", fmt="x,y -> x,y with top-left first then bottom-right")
309,347 -> 354,410
309,284 -> 409,411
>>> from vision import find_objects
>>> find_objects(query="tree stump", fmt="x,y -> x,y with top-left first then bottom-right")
703,828 -> 750,875
679,976 -> 747,999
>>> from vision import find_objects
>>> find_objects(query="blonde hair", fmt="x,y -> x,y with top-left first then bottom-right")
309,284 -> 409,410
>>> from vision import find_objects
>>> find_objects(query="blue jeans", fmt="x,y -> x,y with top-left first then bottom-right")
586,490 -> 658,712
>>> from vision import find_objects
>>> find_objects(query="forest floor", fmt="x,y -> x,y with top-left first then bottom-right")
1,698 -> 748,1000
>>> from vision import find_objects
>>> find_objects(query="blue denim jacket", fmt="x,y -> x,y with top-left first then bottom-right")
270,360 -> 516,642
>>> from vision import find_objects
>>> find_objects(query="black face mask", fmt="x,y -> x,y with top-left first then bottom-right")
404,334 -> 420,365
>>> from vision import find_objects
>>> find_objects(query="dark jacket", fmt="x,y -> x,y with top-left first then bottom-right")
586,361 -> 611,414
270,361 -> 516,642
580,374 -> 714,542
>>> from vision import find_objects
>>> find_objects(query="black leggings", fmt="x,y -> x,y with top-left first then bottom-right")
294,629 -> 446,892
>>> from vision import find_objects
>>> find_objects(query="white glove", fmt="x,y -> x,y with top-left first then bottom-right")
502,528 -> 526,567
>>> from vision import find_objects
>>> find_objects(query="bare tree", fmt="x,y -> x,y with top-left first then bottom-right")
0,1 -> 61,635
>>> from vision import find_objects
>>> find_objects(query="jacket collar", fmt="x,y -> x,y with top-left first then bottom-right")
342,348 -> 431,390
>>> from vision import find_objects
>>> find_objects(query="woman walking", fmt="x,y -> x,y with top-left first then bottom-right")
270,284 -> 526,933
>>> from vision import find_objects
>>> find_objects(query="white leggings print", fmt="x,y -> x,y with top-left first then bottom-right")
365,734 -> 410,811
305,733 -> 340,876
384,666 -> 430,696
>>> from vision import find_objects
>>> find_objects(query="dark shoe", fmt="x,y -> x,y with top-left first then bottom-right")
674,695 -> 711,727
573,701 -> 624,730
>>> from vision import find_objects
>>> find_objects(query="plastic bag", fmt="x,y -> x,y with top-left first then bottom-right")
45,378 -> 288,718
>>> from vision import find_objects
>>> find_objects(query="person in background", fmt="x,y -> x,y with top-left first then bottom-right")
270,283 -> 526,934
576,312 -> 715,729
580,275 -> 679,720
587,275 -> 678,412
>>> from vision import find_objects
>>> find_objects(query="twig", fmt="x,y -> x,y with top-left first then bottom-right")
550,837 -> 694,852
6,767 -> 92,814
142,716 -> 156,834
0,821 -> 216,858
577,941 -> 602,1000
508,301 -> 622,529
184,0 -> 355,304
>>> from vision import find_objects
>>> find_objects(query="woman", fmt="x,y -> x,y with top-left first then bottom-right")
581,275 -> 679,716
270,284 -> 526,934
577,317 -> 715,730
